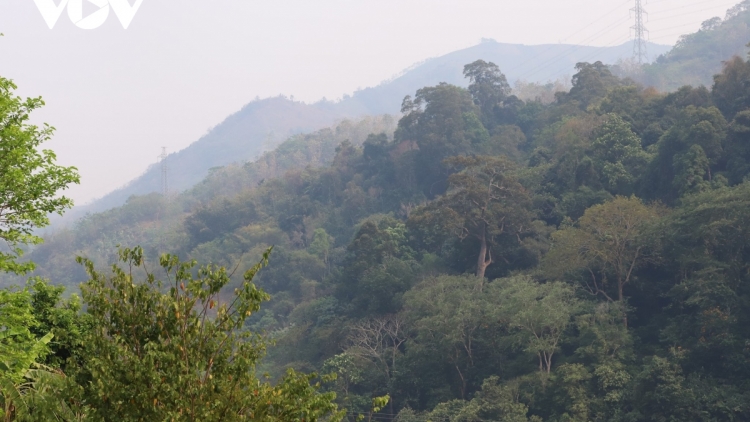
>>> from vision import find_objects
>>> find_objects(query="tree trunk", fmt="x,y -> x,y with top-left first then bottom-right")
455,363 -> 467,400
618,279 -> 628,328
476,225 -> 492,282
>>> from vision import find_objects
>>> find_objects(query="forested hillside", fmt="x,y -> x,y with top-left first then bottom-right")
75,41 -> 669,218
10,30 -> 750,418
72,2 -> 750,222
641,1 -> 750,90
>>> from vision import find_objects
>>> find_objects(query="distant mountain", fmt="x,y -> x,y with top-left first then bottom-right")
72,40 -> 670,218
76,97 -> 345,215
336,40 -> 670,115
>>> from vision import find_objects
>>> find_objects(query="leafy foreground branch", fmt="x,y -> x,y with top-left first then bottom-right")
1,247 -> 346,422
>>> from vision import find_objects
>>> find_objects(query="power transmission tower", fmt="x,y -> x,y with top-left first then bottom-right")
631,0 -> 649,64
159,147 -> 168,197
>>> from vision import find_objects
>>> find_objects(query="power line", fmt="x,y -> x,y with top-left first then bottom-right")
503,0 -> 632,75
648,0 -> 734,16
649,19 -> 707,34
520,16 -> 632,80
515,0 -> 737,79
649,2 -> 737,22
576,35 -> 633,65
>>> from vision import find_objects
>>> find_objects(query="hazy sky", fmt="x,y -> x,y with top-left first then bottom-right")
0,0 -> 740,205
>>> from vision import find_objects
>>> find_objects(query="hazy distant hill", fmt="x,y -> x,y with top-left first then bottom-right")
642,5 -> 750,91
76,97 -> 345,215
73,40 -> 670,218
337,40 -> 670,115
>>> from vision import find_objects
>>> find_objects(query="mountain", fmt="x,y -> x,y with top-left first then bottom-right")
73,40 -> 670,218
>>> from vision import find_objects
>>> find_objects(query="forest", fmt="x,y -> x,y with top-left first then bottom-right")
5,7 -> 750,421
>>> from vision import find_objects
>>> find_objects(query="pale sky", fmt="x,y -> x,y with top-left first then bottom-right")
0,0 -> 740,205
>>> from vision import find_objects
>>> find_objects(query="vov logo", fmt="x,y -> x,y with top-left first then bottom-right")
33,0 -> 145,30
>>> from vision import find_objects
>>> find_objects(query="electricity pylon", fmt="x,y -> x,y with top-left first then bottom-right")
631,0 -> 649,64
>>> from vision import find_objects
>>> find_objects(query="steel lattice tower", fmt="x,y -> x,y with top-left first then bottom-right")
159,147 -> 168,197
631,0 -> 649,64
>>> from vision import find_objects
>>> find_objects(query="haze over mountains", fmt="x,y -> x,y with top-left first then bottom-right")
74,40 -> 670,217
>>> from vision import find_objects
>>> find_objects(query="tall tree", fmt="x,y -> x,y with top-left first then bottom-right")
427,155 -> 532,280
463,60 -> 511,126
490,276 -> 581,377
544,196 -> 661,326
559,62 -> 622,109
591,114 -> 650,195
396,83 -> 478,196
711,55 -> 750,119
403,275 -> 490,399
344,314 -> 407,415
644,106 -> 727,202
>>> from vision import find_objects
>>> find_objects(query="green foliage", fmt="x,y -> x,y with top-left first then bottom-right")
491,278 -> 581,376
559,62 -> 623,109
0,287 -> 57,420
66,246 -> 343,421
544,196 -> 661,307
591,114 -> 650,194
0,77 -> 80,274
12,34 -> 750,421
397,83 -> 479,195
409,155 -> 536,279
463,60 -> 511,128
642,3 -> 750,91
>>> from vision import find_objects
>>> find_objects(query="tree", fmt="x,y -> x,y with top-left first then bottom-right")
422,155 -> 532,280
345,315 -> 407,415
403,275 -> 490,399
463,60 -> 511,126
559,62 -> 622,109
724,110 -> 750,183
72,246 -> 343,421
0,77 -> 80,274
490,277 -> 580,377
322,353 -> 364,400
337,218 -> 417,316
396,373 -> 540,422
711,55 -> 750,119
645,106 -> 727,201
396,83 -> 478,196
544,196 -> 661,326
346,315 -> 407,382
657,183 -> 750,386
0,288 -> 54,421
591,114 -> 650,195
672,144 -> 710,195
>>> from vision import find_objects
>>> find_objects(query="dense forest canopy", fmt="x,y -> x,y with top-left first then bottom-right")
7,9 -> 750,420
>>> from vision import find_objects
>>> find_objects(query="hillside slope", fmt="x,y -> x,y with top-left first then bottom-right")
76,41 -> 669,217
641,3 -> 750,90
15,49 -> 750,419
